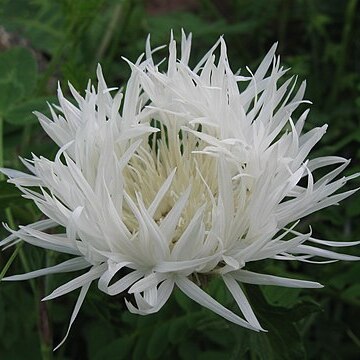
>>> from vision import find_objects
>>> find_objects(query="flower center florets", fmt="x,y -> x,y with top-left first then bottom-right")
122,120 -> 219,241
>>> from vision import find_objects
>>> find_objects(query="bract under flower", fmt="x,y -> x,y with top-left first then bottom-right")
1,31 -> 359,349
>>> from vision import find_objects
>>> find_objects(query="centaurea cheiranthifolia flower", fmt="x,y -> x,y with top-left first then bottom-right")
1,32 -> 359,349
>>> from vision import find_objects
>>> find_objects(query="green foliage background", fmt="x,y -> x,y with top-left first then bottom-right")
0,0 -> 359,359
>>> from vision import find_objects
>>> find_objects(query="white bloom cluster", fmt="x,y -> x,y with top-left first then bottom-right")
1,32 -> 359,348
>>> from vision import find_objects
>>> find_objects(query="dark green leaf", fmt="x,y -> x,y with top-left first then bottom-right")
249,332 -> 275,360
247,285 -> 308,359
92,335 -> 134,360
287,301 -> 322,322
84,320 -> 116,360
178,341 -> 200,360
174,288 -> 199,313
0,47 -> 38,114
146,322 -> 170,359
262,286 -> 301,308
5,96 -> 58,125
168,316 -> 189,344
0,0 -> 64,54
0,292 -> 5,336
197,351 -> 232,360
0,180 -> 27,207
342,284 -> 360,299
133,332 -> 149,360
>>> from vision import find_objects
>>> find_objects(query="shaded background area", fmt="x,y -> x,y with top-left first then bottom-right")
0,0 -> 359,359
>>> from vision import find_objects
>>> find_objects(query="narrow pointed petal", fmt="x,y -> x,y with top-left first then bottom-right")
53,281 -> 91,351
125,278 -> 174,315
176,276 -> 259,331
223,274 -> 265,331
42,264 -> 106,301
231,270 -> 323,288
2,257 -> 91,281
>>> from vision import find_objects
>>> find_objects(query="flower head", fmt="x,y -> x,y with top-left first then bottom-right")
1,31 -> 359,348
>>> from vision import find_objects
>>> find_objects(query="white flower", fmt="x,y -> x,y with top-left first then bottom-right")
1,31 -> 359,349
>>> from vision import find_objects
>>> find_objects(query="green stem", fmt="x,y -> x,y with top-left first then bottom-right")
38,18 -> 86,91
3,208 -> 37,293
0,242 -> 23,281
4,207 -> 53,358
94,4 -> 123,66
107,0 -> 135,64
38,278 -> 53,360
38,41 -> 69,92
20,124 -> 33,155
0,108 -> 52,358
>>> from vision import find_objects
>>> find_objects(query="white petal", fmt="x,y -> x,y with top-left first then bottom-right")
147,168 -> 177,217
288,228 -> 360,247
100,269 -> 144,296
154,254 -> 221,274
294,245 -> 360,261
43,264 -> 106,301
97,260 -> 131,293
1,219 -> 57,248
128,272 -> 167,294
222,274 -> 264,330
53,281 -> 91,351
125,278 -> 174,315
3,226 -> 81,255
171,205 -> 206,260
159,185 -> 191,240
175,276 -> 258,331
231,269 -> 323,288
2,257 -> 90,281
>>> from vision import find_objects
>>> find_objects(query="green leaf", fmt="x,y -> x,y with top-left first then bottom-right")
197,351 -> 232,360
202,328 -> 234,348
5,96 -> 57,125
147,12 -> 257,44
342,284 -> 360,299
0,180 -> 27,208
92,335 -> 134,360
0,47 -> 38,114
0,0 -> 64,55
0,292 -> 5,337
84,320 -> 117,360
266,320 -> 306,360
0,283 -> 40,357
168,316 -> 189,344
246,286 -> 308,359
262,286 -> 302,308
174,288 -> 199,313
133,332 -> 149,360
229,331 -> 251,359
249,333 -> 275,360
346,194 -> 360,217
146,322 -> 170,359
178,341 -> 200,360
0,81 -> 24,115
287,301 -> 322,322
328,263 -> 360,290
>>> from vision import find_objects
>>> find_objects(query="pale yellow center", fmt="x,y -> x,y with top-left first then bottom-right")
123,121 -> 218,240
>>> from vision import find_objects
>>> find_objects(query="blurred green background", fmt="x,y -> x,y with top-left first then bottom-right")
0,0 -> 359,359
